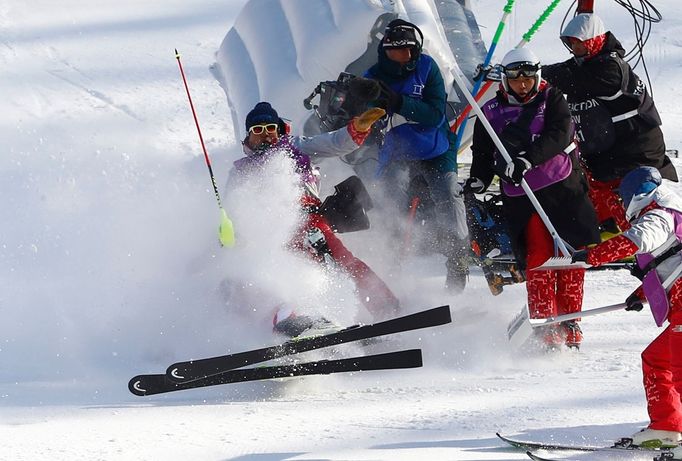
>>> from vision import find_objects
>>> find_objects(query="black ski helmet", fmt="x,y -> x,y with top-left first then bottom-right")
382,19 -> 423,53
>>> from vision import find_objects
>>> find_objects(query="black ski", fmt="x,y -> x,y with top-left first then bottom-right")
525,452 -> 568,461
129,349 -> 422,396
166,305 -> 451,383
526,451 -> 559,461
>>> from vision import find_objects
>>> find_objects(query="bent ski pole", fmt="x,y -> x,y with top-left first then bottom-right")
452,0 -> 515,147
175,49 -> 235,247
451,69 -> 571,257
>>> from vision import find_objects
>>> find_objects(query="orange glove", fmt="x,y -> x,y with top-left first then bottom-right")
352,108 -> 386,133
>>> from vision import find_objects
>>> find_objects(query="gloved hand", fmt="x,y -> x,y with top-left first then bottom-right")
352,108 -> 386,132
571,249 -> 589,264
462,177 -> 487,194
376,81 -> 403,113
503,155 -> 532,184
348,77 -> 382,102
625,292 -> 645,312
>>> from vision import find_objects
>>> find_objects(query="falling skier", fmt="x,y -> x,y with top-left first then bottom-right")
572,166 -> 682,452
227,101 -> 400,337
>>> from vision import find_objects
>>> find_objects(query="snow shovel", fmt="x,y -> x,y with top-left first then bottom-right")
507,302 -> 631,347
533,256 -> 592,271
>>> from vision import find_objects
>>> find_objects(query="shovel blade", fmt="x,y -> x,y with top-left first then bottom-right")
533,257 -> 592,271
507,304 -> 534,348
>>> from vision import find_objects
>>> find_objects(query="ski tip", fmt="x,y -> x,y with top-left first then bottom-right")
166,365 -> 188,382
128,376 -> 148,396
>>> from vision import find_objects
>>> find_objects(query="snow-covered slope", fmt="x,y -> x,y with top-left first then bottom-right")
1,0 -> 681,460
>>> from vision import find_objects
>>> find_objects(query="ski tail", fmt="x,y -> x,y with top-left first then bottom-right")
130,349 -> 423,396
166,305 -> 451,383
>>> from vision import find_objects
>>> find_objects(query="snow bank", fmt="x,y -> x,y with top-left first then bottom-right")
213,0 -> 486,140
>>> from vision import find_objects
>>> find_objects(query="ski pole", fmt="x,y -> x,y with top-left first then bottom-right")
451,68 -> 571,257
452,0 -> 515,150
451,80 -> 494,135
453,0 -> 563,137
175,49 -> 235,248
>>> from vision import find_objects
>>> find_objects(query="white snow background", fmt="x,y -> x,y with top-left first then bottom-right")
1,0 -> 682,460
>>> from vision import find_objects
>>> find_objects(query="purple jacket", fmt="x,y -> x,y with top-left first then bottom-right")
233,136 -> 320,198
481,88 -> 574,197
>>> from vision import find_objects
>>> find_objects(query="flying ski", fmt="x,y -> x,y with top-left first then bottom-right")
129,349 -> 423,396
128,305 -> 452,396
164,305 -> 451,384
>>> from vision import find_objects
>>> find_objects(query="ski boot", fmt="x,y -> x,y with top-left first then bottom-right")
619,428 -> 682,449
533,324 -> 564,352
562,320 -> 583,349
273,306 -> 338,339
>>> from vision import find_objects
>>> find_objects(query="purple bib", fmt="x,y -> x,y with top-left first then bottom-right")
233,137 -> 318,191
635,207 -> 682,326
482,89 -> 574,197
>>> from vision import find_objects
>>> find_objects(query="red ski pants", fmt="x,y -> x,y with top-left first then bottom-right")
642,278 -> 682,432
292,212 -> 400,320
525,213 -> 586,319
584,169 -> 630,232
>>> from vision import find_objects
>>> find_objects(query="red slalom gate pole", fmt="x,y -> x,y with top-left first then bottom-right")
450,80 -> 495,133
175,49 -> 235,247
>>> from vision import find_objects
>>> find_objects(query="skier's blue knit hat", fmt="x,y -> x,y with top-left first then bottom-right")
245,102 -> 279,131
618,166 -> 662,209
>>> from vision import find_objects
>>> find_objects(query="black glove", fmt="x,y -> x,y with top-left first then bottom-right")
625,292 -> 645,312
376,81 -> 403,113
502,156 -> 532,184
499,124 -> 531,157
571,249 -> 589,264
462,177 -> 487,194
349,77 -> 382,103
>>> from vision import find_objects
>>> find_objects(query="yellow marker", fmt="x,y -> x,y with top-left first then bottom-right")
219,208 -> 235,247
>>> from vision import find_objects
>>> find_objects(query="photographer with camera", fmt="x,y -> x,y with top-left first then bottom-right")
364,19 -> 469,293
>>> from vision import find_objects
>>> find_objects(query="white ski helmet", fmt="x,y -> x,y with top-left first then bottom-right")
500,48 -> 542,101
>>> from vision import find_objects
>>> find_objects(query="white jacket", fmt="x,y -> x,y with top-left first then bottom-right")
623,185 -> 682,289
